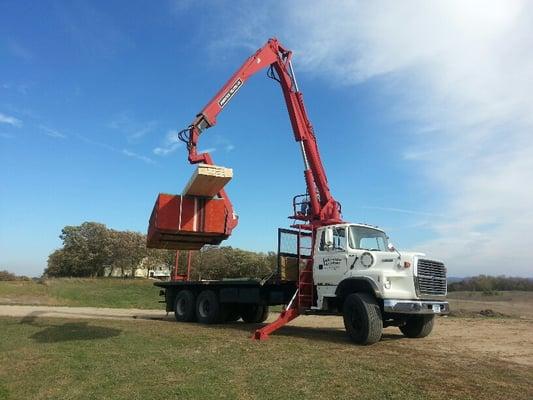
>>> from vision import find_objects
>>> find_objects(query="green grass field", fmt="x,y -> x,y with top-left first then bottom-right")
0,278 -> 161,309
1,282 -> 532,399
0,316 -> 531,400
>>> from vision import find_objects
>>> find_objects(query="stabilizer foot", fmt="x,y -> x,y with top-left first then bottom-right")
252,307 -> 300,340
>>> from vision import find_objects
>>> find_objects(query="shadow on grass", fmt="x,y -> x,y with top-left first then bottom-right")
157,316 -> 404,345
18,312 -> 122,343
29,322 -> 121,343
222,322 -> 404,344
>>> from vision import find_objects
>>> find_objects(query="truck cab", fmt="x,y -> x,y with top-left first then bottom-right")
313,223 -> 449,343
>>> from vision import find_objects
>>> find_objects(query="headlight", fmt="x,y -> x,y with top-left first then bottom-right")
360,252 -> 374,268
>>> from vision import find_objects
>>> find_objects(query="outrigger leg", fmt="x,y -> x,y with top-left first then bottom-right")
253,289 -> 300,340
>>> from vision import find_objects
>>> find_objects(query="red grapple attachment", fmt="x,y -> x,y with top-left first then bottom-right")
147,193 -> 229,250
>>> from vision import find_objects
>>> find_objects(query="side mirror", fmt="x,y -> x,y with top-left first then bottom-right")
324,228 -> 334,248
387,243 -> 396,252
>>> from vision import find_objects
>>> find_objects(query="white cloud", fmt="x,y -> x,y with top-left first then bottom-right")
39,125 -> 67,139
75,134 -> 156,165
129,122 -> 157,141
76,134 -> 116,152
153,143 -> 181,156
153,130 -> 182,156
0,113 -> 22,127
122,149 -> 155,164
362,206 -> 445,219
108,112 -> 157,142
204,0 -> 533,276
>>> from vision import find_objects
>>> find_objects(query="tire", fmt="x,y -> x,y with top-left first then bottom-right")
342,293 -> 383,345
225,305 -> 241,322
240,304 -> 269,323
196,290 -> 227,324
400,315 -> 435,338
174,290 -> 196,322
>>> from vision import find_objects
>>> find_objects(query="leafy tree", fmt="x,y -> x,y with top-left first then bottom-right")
60,222 -> 112,277
46,249 -> 70,277
0,270 -> 17,281
107,230 -> 146,277
45,222 -> 113,277
0,269 -> 31,281
188,246 -> 276,280
44,221 -> 278,279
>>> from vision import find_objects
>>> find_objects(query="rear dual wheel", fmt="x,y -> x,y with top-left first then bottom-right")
225,307 -> 241,322
175,289 -> 268,325
196,290 -> 228,324
174,290 -> 196,322
240,304 -> 269,323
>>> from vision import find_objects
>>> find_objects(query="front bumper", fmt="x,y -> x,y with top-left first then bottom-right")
383,299 -> 449,315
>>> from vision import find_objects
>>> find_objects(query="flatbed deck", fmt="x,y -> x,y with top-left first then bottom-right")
155,279 -> 297,313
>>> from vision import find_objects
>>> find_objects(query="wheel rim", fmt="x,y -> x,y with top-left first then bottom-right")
199,298 -> 210,318
176,298 -> 186,316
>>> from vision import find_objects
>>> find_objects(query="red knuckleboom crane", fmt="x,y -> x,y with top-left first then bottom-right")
177,38 -> 342,232
166,38 -> 343,339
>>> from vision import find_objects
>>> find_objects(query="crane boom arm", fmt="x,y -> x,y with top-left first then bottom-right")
180,38 -> 342,229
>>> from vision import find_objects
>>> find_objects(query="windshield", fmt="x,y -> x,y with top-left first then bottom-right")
349,226 -> 389,251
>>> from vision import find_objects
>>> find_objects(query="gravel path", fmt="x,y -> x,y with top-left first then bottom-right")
0,305 -> 171,321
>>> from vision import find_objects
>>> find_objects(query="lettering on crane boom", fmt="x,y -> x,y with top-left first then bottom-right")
218,79 -> 243,108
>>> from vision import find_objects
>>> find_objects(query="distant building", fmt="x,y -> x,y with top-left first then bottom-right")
146,265 -> 171,279
103,257 -> 171,280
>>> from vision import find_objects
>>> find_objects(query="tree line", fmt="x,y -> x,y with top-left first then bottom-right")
45,222 -> 276,279
0,270 -> 31,281
35,223 -> 533,287
448,275 -> 533,292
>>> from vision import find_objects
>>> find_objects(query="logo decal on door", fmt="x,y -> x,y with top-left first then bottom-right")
322,257 -> 343,270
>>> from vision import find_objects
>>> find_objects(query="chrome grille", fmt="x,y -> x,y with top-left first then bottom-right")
415,259 -> 447,296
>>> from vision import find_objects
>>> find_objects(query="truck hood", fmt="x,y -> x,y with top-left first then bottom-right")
398,251 -> 426,260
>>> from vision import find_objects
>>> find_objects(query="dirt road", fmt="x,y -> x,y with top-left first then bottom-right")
0,305 -> 166,321
1,304 -> 531,366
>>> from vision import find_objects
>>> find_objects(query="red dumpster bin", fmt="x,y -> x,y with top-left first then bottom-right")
147,193 -> 229,250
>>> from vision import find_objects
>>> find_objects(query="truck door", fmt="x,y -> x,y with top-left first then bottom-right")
314,226 -> 349,285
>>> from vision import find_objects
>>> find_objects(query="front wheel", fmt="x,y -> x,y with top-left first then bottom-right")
342,293 -> 383,345
400,315 -> 435,338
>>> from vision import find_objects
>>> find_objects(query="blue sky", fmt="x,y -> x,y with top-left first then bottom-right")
1,1 -> 532,277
